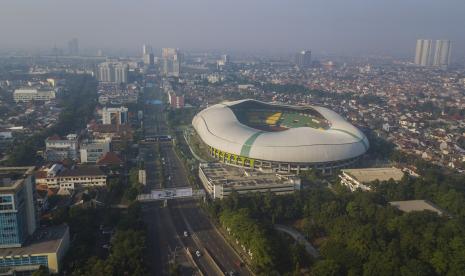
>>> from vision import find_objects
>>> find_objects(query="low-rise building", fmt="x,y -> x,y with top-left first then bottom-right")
101,106 -> 128,125
389,200 -> 447,216
339,167 -> 405,191
198,163 -> 301,199
80,138 -> 111,163
87,124 -> 133,141
13,88 -> 56,103
36,165 -> 107,191
45,134 -> 79,162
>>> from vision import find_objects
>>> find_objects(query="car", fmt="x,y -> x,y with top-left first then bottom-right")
226,271 -> 238,276
102,244 -> 111,249
195,250 -> 201,257
183,231 -> 188,237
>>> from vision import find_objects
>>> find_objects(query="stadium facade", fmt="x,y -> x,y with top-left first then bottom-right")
192,99 -> 369,173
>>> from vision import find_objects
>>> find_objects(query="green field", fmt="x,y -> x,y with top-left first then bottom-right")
230,101 -> 329,132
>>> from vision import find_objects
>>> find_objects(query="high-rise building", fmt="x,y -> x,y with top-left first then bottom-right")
414,39 -> 433,66
295,50 -> 312,68
142,44 -> 149,55
162,48 -> 182,77
97,62 -> 128,83
0,167 -> 37,248
0,167 -> 70,275
67,38 -> 79,56
143,53 -> 154,65
433,40 -> 451,67
142,44 -> 154,65
114,63 -> 128,84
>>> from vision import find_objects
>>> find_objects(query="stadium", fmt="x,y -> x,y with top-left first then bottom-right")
192,99 -> 369,173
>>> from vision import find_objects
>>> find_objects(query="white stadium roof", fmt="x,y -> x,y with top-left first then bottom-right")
192,99 -> 369,164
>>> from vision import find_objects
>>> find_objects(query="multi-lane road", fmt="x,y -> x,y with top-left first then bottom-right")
140,85 -> 252,275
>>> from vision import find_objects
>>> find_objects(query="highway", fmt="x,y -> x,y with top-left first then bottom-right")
141,84 -> 252,275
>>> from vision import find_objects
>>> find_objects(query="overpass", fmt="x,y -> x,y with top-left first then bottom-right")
137,187 -> 205,202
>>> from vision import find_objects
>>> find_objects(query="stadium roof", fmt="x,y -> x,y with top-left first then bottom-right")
192,99 -> 369,163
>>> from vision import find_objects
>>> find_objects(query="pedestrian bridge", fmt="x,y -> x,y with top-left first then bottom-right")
137,187 -> 205,202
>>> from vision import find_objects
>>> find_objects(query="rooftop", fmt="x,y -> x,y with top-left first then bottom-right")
389,200 -> 446,216
200,163 -> 299,188
0,224 -> 68,256
0,167 -> 35,191
97,152 -> 123,166
342,167 -> 405,183
59,166 -> 105,177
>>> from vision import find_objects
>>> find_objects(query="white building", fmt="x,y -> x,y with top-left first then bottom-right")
162,48 -> 182,77
433,40 -> 452,67
192,99 -> 369,174
97,62 -> 128,83
199,163 -> 301,199
102,106 -> 128,125
79,138 -> 111,163
415,39 -> 433,66
339,167 -> 405,192
13,88 -> 56,103
45,134 -> 79,162
295,50 -> 312,68
36,165 -> 106,190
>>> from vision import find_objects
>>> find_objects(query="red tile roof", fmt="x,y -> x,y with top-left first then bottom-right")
35,170 -> 47,179
97,152 -> 123,166
46,134 -> 62,141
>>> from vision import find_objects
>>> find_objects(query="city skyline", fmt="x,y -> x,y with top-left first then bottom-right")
0,0 -> 464,57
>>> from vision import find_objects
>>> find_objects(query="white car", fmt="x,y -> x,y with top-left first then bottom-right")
183,231 -> 188,237
195,250 -> 201,257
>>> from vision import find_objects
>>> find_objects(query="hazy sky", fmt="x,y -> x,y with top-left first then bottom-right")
1,0 -> 464,56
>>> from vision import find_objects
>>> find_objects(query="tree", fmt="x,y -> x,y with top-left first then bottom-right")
312,260 -> 342,276
108,230 -> 147,276
32,266 -> 49,276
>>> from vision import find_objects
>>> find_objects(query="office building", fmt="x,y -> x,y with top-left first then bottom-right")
97,62 -> 128,83
199,163 -> 301,199
415,39 -> 433,66
0,167 -> 37,248
45,134 -> 79,162
143,53 -> 154,65
162,48 -> 182,77
13,88 -> 56,103
339,167 -> 404,192
0,167 -> 69,274
142,44 -> 149,55
0,224 -> 69,274
221,54 -> 230,64
295,50 -> 312,68
142,44 -> 154,65
102,106 -> 128,125
67,38 -> 79,56
79,138 -> 111,163
433,40 -> 451,67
